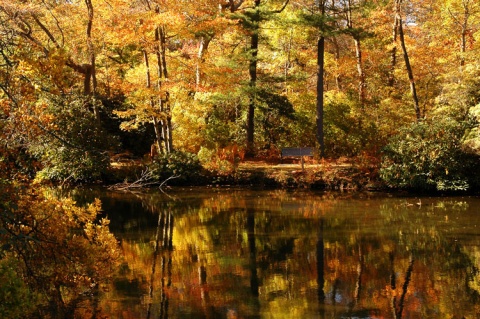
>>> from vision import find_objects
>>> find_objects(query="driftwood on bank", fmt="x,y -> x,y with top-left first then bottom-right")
108,167 -> 179,191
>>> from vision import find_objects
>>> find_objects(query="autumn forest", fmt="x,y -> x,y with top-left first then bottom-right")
1,0 -> 480,190
1,0 -> 480,317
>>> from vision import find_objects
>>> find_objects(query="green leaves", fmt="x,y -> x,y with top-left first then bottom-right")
256,88 -> 295,119
149,151 -> 205,185
380,118 -> 480,191
29,93 -> 119,183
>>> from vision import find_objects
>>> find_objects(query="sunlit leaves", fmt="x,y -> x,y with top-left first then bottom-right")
0,182 -> 120,317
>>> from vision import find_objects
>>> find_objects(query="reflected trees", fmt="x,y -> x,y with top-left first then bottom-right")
146,209 -> 173,319
97,190 -> 480,318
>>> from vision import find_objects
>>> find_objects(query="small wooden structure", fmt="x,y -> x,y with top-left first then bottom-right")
281,147 -> 315,171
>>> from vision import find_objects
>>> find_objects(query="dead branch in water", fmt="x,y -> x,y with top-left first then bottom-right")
108,167 -> 179,191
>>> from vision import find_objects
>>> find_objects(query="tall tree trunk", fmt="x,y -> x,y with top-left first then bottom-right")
331,36 -> 342,91
151,19 -> 172,154
395,0 -> 421,121
317,33 -> 325,158
158,25 -> 173,153
196,35 -> 212,88
144,49 -> 164,154
354,36 -> 365,104
316,0 -> 327,157
388,11 -> 398,87
346,0 -> 365,105
85,0 -> 100,125
153,25 -> 165,155
246,0 -> 261,157
244,0 -> 289,156
460,19 -> 467,68
283,29 -> 293,93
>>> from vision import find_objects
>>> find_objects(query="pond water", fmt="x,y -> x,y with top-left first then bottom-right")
75,188 -> 480,318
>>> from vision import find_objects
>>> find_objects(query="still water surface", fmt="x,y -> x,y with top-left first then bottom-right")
77,188 -> 480,318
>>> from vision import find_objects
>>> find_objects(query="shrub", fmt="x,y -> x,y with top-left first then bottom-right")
380,118 -> 480,191
323,92 -> 378,158
149,151 -> 205,185
30,95 -> 119,183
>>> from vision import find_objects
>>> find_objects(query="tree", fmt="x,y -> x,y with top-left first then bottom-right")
0,182 -> 120,318
296,1 -> 334,157
316,1 -> 327,158
344,0 -> 367,105
227,0 -> 291,156
442,0 -> 480,68
393,0 -> 422,121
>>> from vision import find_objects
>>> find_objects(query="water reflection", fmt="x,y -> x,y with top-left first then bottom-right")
74,189 -> 480,318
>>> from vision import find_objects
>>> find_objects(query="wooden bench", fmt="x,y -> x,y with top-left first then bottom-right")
281,147 -> 314,171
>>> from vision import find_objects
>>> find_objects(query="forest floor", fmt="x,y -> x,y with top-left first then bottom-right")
237,159 -> 352,172
232,158 -> 380,190
108,156 -> 382,190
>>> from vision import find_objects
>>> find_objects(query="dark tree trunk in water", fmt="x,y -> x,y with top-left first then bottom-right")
317,218 -> 325,318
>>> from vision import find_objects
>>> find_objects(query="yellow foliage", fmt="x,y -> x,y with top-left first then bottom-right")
0,185 -> 120,316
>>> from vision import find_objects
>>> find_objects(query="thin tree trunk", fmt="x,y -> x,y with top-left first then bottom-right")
317,34 -> 325,158
164,92 -> 173,153
460,10 -> 467,68
144,49 -> 164,154
153,25 -> 167,155
346,0 -> 365,105
158,25 -> 173,153
388,11 -> 398,87
395,0 -> 421,121
196,35 -> 212,88
284,29 -> 293,93
331,36 -> 342,90
316,0 -> 327,157
354,36 -> 365,104
152,116 -> 163,155
246,0 -> 261,157
85,0 -> 100,125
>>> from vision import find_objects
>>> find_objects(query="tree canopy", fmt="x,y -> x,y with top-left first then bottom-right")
0,0 -> 480,189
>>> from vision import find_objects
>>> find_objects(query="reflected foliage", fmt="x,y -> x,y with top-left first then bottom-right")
90,189 -> 480,318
